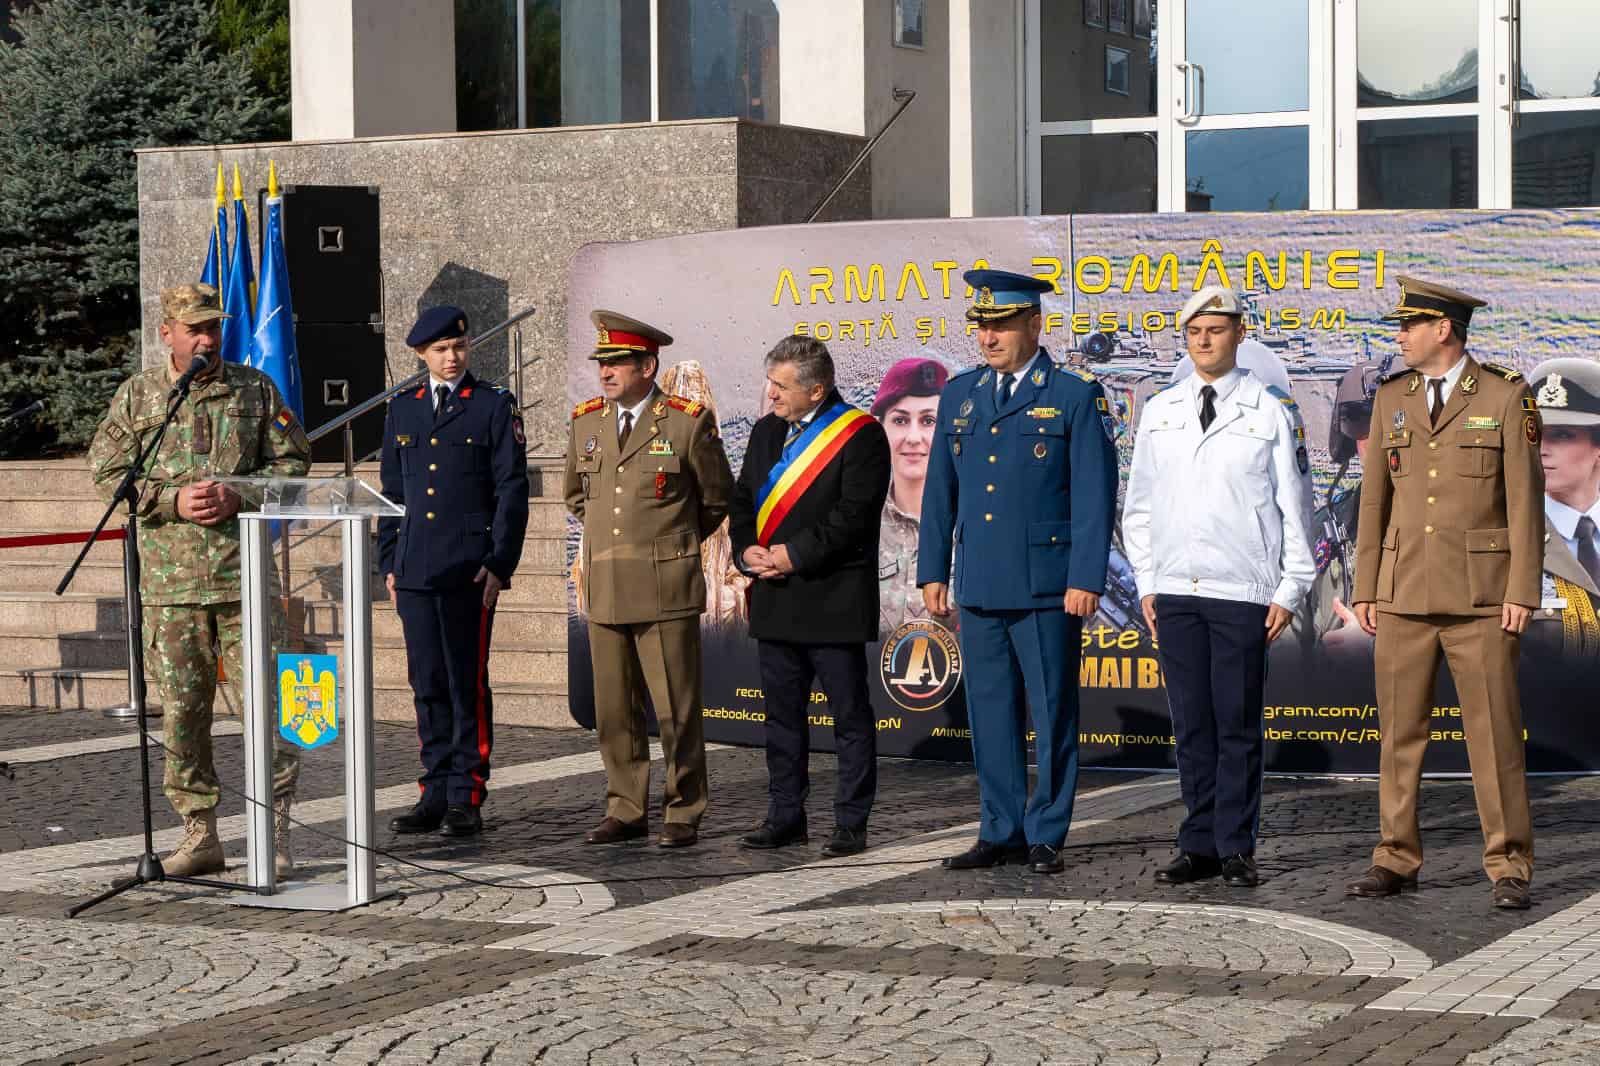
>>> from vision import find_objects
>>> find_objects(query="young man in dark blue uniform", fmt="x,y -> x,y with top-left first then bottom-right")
918,269 -> 1118,875
380,306 -> 530,838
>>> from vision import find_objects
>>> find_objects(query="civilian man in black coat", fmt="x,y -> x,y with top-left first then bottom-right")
730,336 -> 892,857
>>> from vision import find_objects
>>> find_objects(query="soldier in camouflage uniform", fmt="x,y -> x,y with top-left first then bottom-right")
88,284 -> 311,878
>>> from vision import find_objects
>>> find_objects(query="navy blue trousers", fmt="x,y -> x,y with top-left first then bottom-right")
757,641 -> 877,831
1154,594 -> 1269,857
395,588 -> 496,810
957,606 -> 1082,848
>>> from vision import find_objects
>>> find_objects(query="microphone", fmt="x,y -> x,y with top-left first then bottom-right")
170,354 -> 213,397
0,399 -> 44,425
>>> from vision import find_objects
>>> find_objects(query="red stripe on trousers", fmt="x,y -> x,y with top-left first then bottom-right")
470,602 -> 492,806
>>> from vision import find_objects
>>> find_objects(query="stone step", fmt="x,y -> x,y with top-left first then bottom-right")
0,559 -> 127,595
303,599 -> 568,644
0,663 -> 575,728
0,627 -> 569,684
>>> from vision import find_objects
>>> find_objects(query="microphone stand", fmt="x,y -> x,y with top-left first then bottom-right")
60,369 -> 242,917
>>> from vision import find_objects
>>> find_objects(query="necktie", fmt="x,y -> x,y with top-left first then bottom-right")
1199,385 -> 1217,432
618,410 -> 634,450
998,373 -> 1016,406
433,384 -> 450,419
784,420 -> 805,453
1429,378 -> 1445,425
1578,516 -> 1600,589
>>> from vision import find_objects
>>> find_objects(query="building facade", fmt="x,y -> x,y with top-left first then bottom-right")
293,1 -> 1600,218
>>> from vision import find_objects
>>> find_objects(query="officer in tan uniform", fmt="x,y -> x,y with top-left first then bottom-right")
564,310 -> 734,847
1346,277 -> 1543,910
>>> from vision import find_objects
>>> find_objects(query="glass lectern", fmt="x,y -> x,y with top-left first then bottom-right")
224,477 -> 404,910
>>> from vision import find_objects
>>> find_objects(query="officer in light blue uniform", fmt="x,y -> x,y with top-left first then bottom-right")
379,305 -> 529,839
918,269 -> 1119,874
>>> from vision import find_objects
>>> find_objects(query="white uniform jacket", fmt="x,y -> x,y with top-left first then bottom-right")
1123,368 -> 1316,611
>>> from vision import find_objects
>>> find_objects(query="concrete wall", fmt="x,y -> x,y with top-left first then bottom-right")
134,119 -> 866,452
291,0 -> 457,141
950,0 -> 1022,217
863,0 -> 951,221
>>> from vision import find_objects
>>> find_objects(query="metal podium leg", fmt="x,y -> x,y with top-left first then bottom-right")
239,517 -> 276,893
342,517 -> 378,906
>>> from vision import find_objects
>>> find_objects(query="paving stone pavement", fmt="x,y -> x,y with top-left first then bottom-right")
6,706 -> 1600,1065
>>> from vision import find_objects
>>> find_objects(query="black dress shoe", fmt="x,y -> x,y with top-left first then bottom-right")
942,839 -> 1028,870
389,803 -> 444,834
1155,852 -> 1222,884
440,805 -> 482,837
740,820 -> 808,850
1492,877 -> 1532,910
585,817 -> 648,845
1028,843 -> 1065,875
822,826 -> 867,857
1221,853 -> 1259,887
1345,865 -> 1418,898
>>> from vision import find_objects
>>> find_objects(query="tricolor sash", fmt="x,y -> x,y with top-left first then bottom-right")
755,401 -> 874,546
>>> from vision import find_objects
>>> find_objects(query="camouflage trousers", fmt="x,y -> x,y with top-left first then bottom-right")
144,601 -> 301,817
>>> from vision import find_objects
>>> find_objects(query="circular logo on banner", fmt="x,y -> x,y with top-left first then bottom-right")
879,619 -> 963,712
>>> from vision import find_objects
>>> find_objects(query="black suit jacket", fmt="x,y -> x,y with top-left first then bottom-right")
730,393 -> 892,644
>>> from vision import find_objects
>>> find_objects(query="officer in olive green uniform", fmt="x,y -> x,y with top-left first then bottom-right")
88,283 -> 311,879
564,310 -> 734,847
1346,277 -> 1543,910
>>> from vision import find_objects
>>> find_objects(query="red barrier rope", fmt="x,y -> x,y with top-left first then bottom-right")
0,529 -> 126,550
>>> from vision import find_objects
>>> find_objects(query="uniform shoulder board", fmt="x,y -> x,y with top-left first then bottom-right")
1263,384 -> 1298,410
1059,364 -> 1099,384
665,395 -> 706,417
1378,367 -> 1416,386
571,396 -> 605,419
1479,362 -> 1523,382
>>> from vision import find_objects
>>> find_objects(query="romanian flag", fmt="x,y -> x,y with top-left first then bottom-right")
754,401 -> 874,545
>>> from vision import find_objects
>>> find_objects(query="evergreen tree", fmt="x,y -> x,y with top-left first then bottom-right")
0,0 -> 284,456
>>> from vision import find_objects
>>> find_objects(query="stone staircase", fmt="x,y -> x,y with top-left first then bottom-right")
0,459 -> 577,728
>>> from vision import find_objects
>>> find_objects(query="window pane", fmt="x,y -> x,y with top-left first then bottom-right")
1358,117 -> 1477,207
1514,110 -> 1600,206
457,0 -> 519,131
457,0 -> 651,131
1358,0 -> 1478,107
658,0 -> 780,122
1041,0 -> 1158,121
546,0 -> 652,127
1520,0 -> 1600,100
1185,127 -> 1308,212
1186,0 -> 1307,115
1041,132 -> 1157,213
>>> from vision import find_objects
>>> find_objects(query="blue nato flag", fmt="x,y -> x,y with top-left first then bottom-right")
220,165 -> 256,366
248,162 -> 304,420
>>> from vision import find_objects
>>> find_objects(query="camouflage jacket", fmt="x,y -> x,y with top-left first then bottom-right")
88,361 -> 311,606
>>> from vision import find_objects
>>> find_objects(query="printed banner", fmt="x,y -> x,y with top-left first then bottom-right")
565,210 -> 1600,773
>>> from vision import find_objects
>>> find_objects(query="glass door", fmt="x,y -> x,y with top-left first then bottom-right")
1026,0 -> 1334,214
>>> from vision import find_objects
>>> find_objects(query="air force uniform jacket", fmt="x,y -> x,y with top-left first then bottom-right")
917,354 -> 1118,607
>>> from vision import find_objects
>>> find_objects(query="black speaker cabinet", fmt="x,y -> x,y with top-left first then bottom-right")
272,184 -> 381,325
298,322 -> 388,463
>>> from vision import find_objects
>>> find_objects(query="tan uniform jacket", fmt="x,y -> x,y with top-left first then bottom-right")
1354,358 -> 1543,615
564,388 -> 734,625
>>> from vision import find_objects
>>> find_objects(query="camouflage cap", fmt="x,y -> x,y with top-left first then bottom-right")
161,283 -> 230,325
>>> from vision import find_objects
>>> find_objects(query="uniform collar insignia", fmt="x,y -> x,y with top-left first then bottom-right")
1031,368 -> 1046,386
978,371 -> 991,386
1408,376 -> 1421,394
651,399 -> 667,417
1461,374 -> 1477,395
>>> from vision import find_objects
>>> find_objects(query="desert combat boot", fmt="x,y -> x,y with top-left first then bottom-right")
165,809 -> 225,877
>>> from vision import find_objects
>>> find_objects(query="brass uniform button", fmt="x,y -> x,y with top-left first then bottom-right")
984,513 -> 993,521
430,437 -> 438,446
986,484 -> 995,492
1425,524 -> 1434,533
429,463 -> 437,472
613,506 -> 622,515
466,437 -> 473,443
612,528 -> 621,535
1428,469 -> 1438,478
1427,496 -> 1436,504
1428,441 -> 1438,450
426,487 -> 435,496
615,486 -> 623,494
988,455 -> 997,464
991,426 -> 999,435
426,511 -> 435,520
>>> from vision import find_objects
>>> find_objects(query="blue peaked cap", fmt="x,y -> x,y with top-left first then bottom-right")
963,269 -> 1053,321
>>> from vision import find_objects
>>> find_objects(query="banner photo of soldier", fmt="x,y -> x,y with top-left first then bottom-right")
565,211 -> 1600,774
